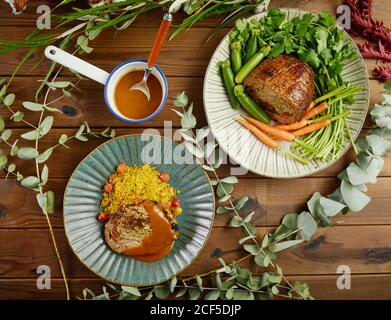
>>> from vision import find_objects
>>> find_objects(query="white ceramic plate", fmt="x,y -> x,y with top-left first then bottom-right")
203,8 -> 369,178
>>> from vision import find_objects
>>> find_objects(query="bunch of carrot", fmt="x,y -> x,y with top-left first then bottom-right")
236,101 -> 345,164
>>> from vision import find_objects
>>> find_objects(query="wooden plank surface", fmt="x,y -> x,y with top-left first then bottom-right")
2,226 -> 391,279
0,0 -> 391,300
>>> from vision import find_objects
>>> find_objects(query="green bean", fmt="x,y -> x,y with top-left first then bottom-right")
229,42 -> 242,75
234,85 -> 271,124
243,29 -> 259,64
221,60 -> 241,110
235,45 -> 271,84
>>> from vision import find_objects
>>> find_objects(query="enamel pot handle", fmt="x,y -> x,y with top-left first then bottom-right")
44,46 -> 110,85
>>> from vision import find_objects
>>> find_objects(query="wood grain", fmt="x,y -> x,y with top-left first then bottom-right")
1,226 -> 391,280
1,176 -> 391,229
0,27 -> 386,79
0,128 -> 390,180
0,77 -> 385,129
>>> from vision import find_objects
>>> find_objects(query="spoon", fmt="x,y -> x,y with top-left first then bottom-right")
130,12 -> 173,101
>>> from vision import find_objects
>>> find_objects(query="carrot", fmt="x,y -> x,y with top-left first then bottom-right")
236,118 -> 279,149
292,119 -> 331,137
307,101 -> 316,112
274,119 -> 308,131
242,115 -> 295,142
303,102 -> 328,120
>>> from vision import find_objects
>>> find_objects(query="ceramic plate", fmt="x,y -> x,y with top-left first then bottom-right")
63,134 -> 215,286
203,8 -> 369,178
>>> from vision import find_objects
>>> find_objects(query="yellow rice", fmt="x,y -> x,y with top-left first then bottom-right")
101,164 -> 177,214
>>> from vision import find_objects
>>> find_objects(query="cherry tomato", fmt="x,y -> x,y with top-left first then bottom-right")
116,163 -> 127,174
98,212 -> 109,222
171,198 -> 180,207
173,207 -> 182,216
104,183 -> 113,193
159,172 -> 170,182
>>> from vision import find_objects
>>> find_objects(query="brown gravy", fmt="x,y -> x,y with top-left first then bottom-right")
114,70 -> 163,120
124,201 -> 175,262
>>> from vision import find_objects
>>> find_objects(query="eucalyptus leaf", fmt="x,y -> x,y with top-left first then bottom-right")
269,239 -> 303,252
36,193 -> 47,214
154,286 -> 170,299
340,179 -> 371,212
243,244 -> 262,255
36,147 -> 54,164
196,275 -> 203,291
181,113 -> 197,129
228,215 -> 243,228
217,182 -> 233,198
7,163 -> 16,173
220,176 -> 238,184
0,154 -> 7,170
21,130 -> 40,141
366,134 -> 391,156
174,91 -> 188,107
39,116 -> 54,136
346,162 -> 377,185
201,164 -> 215,172
121,286 -> 141,297
169,276 -> 177,293
1,129 -> 12,142
21,176 -> 40,189
188,288 -> 201,300
11,111 -> 24,122
233,291 -> 254,300
319,196 -> 346,217
175,287 -> 187,298
0,117 -> 4,131
234,196 -> 248,210
23,101 -> 44,111
297,211 -> 317,241
41,165 -> 49,185
17,147 -> 38,160
3,93 -> 15,106
204,290 -> 220,300
196,127 -> 210,141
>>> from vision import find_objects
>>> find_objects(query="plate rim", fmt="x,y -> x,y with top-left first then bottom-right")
203,7 -> 370,179
63,133 -> 216,286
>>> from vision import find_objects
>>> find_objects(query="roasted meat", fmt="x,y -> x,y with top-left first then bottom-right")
243,55 -> 315,124
104,201 -> 178,261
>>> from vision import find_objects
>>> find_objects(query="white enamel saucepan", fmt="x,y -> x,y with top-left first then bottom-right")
44,14 -> 172,124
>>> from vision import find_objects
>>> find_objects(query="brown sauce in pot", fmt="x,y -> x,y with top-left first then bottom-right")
114,70 -> 163,120
124,201 -> 175,262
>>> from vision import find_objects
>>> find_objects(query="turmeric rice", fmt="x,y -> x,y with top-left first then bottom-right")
100,164 -> 178,215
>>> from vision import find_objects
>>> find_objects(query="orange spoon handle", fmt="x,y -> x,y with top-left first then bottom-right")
147,13 -> 172,68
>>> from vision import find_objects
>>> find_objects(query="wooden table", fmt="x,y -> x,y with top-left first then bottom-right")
0,0 -> 390,300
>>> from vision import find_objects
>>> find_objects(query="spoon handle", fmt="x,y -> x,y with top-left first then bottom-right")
147,12 -> 173,68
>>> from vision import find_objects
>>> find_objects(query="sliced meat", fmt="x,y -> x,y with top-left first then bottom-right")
243,55 -> 315,124
104,205 -> 152,254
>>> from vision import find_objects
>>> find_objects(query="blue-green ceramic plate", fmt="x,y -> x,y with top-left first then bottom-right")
63,134 -> 215,286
